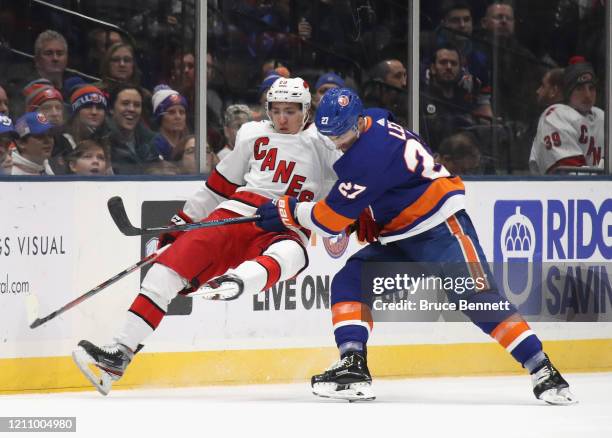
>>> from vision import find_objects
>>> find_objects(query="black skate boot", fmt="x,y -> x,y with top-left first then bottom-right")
531,354 -> 577,405
311,352 -> 375,401
72,340 -> 134,396
192,273 -> 244,301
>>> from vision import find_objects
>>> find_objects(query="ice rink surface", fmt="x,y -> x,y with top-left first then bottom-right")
1,372 -> 610,438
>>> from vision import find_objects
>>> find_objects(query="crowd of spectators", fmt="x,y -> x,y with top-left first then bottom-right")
0,0 -> 607,176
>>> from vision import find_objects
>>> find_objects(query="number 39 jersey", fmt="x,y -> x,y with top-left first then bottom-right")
295,108 -> 466,243
529,103 -> 604,174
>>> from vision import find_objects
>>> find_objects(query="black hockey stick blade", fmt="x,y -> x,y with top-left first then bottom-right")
29,246 -> 167,329
107,196 -> 261,236
107,196 -> 141,236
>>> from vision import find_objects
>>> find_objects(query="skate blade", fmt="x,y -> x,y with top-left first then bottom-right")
312,382 -> 376,402
191,283 -> 242,301
71,348 -> 113,396
539,387 -> 578,405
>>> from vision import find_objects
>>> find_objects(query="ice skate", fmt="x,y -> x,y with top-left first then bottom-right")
72,340 -> 133,396
311,352 -> 375,402
191,273 -> 244,301
531,355 -> 577,405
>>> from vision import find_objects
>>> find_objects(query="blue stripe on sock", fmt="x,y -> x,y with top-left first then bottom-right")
334,325 -> 369,347
510,334 -> 543,367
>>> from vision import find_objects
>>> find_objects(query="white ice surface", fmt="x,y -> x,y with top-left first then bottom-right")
1,372 -> 610,438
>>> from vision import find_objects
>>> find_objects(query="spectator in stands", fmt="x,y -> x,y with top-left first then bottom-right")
86,28 -> 123,76
0,115 -> 17,175
435,131 -> 482,175
65,139 -> 110,175
32,30 -> 69,95
536,68 -> 564,109
371,58 -> 407,89
171,52 -> 196,94
11,112 -> 55,175
98,43 -> 138,90
475,1 -> 540,123
0,85 -> 9,115
362,58 -> 408,124
313,72 -> 345,109
107,85 -> 160,174
421,1 -> 489,87
170,51 -> 196,128
54,85 -> 109,162
525,67 -> 564,145
150,85 -> 189,161
219,104 -> 252,161
529,59 -> 604,174
175,135 -> 197,174
420,44 -> 492,150
22,80 -> 65,126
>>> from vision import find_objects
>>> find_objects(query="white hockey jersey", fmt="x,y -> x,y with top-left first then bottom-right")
529,104 -> 604,174
183,121 -> 340,220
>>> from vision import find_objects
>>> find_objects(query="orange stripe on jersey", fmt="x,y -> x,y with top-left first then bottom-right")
446,215 -> 489,290
331,301 -> 373,330
206,169 -> 240,198
312,199 -> 354,233
382,177 -> 465,233
363,116 -> 372,133
446,214 -> 462,235
490,314 -> 531,349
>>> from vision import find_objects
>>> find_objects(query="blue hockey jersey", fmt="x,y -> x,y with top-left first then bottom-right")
296,108 -> 466,243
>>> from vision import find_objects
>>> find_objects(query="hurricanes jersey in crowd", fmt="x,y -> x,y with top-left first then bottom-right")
295,108 -> 466,242
183,120 -> 340,224
530,103 -> 604,174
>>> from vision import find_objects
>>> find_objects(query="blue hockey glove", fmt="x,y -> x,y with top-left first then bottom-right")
256,195 -> 299,232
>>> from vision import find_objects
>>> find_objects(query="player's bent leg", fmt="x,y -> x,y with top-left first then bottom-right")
446,213 -> 576,405
193,238 -> 308,300
72,263 -> 187,395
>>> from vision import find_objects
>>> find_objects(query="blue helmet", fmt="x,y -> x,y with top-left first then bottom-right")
315,87 -> 363,136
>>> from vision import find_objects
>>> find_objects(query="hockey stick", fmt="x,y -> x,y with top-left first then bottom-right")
28,245 -> 169,329
107,196 -> 261,236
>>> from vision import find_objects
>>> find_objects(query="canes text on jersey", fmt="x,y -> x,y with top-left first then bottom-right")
253,137 -> 314,201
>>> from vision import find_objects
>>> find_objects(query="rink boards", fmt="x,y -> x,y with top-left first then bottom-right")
0,179 -> 611,393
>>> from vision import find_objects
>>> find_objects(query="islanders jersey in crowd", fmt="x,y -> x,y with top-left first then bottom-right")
295,108 -> 465,243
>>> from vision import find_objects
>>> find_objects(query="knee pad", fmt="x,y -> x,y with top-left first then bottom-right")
140,263 -> 189,311
262,239 -> 308,281
231,239 -> 308,294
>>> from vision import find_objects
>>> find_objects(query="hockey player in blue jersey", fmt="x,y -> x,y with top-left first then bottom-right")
256,88 -> 576,404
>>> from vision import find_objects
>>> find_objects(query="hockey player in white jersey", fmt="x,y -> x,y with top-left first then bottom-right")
530,59 -> 604,174
72,77 -> 340,395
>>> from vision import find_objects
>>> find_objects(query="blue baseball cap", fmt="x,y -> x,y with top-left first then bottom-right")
0,115 -> 17,138
15,112 -> 55,139
315,72 -> 345,91
259,73 -> 282,96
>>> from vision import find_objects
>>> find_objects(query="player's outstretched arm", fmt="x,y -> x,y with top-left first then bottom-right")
256,196 -> 362,239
